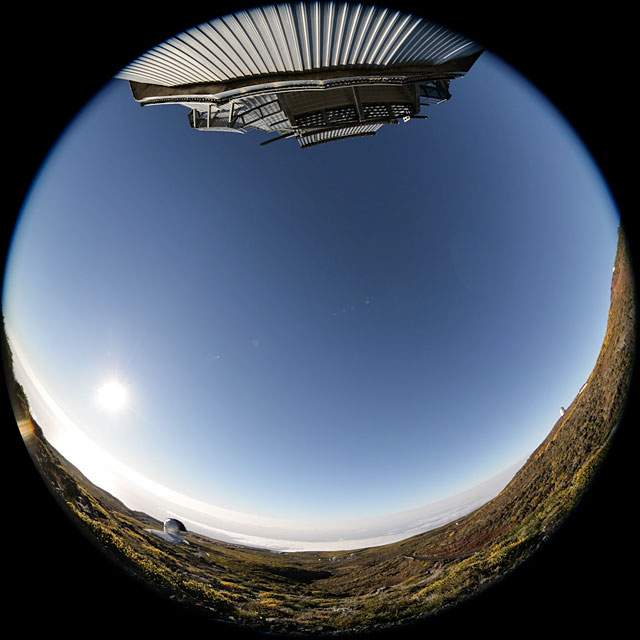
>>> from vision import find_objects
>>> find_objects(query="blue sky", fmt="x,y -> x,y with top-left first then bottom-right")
3,50 -> 619,546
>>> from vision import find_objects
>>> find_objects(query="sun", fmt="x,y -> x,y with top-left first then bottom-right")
97,379 -> 128,412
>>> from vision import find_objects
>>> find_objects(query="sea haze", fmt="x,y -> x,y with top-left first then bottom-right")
10,330 -> 524,550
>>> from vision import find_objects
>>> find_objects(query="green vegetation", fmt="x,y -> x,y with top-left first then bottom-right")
7,228 -> 635,634
2,318 -> 30,421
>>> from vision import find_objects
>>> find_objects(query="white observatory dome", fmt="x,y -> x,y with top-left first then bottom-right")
146,518 -> 189,544
164,518 -> 187,536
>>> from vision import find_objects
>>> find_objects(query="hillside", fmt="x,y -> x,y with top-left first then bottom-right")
6,228 -> 635,635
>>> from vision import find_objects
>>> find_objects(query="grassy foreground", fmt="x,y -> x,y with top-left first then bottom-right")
7,228 -> 635,635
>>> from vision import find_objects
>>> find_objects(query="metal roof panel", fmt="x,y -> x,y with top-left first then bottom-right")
117,2 -> 481,86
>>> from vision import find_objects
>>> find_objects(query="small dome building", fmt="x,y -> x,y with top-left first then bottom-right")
147,518 -> 190,544
164,518 -> 188,536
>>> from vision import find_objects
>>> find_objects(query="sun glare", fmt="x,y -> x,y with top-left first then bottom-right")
97,380 -> 128,412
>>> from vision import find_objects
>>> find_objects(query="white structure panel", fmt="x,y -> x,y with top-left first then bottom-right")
118,2 -> 481,87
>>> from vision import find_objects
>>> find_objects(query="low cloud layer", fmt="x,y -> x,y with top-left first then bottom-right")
12,335 -> 523,551
163,460 -> 523,551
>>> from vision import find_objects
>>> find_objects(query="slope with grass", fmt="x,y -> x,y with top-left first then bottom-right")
6,228 -> 635,634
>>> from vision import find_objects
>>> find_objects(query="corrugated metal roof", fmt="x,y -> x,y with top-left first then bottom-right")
117,2 -> 481,87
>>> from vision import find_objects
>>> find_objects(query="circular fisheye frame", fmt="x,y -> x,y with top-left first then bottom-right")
4,2 -> 634,636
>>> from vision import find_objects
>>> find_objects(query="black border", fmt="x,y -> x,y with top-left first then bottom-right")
4,3 -> 636,637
